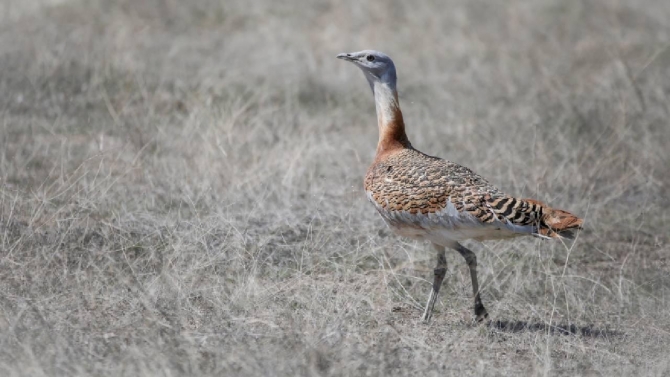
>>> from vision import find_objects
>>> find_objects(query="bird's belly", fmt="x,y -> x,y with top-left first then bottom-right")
371,199 -> 527,243
387,220 -> 519,243
387,223 -> 430,239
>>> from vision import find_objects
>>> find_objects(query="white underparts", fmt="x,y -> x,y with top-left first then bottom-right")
365,191 -> 536,243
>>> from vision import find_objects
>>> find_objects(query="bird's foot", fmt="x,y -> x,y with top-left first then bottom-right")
474,304 -> 488,323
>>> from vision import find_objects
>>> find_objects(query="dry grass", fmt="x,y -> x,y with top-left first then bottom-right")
1,0 -> 670,375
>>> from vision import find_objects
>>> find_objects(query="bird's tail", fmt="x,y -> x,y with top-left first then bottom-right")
522,199 -> 584,239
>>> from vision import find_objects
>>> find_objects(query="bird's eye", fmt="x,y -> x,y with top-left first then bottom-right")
366,55 -> 375,62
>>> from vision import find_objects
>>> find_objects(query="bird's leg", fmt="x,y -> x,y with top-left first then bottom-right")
421,244 -> 447,322
455,243 -> 488,322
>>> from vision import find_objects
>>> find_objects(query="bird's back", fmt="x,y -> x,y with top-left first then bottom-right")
364,148 -> 582,243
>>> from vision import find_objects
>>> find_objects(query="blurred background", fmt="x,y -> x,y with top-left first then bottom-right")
1,0 -> 669,375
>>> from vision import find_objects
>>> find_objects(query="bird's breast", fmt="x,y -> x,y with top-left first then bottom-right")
364,162 -> 450,216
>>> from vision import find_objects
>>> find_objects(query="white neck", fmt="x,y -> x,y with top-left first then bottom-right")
372,80 -> 399,128
363,70 -> 410,156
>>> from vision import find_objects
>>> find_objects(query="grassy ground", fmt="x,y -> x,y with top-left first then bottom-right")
1,0 -> 669,375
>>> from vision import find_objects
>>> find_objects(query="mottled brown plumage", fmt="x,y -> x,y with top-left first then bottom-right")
337,50 -> 583,323
365,147 -> 582,240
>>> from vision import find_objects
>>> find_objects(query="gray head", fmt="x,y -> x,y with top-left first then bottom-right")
336,50 -> 397,90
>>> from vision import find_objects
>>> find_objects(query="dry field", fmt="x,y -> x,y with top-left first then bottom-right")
1,0 -> 669,375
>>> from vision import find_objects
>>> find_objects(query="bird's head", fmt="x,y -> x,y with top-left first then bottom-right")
336,50 -> 397,88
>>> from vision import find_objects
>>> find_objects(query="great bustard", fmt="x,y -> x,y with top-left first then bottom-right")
337,50 -> 583,322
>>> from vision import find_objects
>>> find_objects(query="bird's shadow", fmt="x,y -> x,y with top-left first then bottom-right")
487,319 -> 624,338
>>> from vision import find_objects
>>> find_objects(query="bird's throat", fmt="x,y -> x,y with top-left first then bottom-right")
373,81 -> 411,159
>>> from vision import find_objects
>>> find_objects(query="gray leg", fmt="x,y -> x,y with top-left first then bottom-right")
422,244 -> 447,322
455,243 -> 488,322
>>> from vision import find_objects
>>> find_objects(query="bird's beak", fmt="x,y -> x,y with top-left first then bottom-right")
336,53 -> 356,62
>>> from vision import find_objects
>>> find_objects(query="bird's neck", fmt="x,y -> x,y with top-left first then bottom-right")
371,80 -> 411,159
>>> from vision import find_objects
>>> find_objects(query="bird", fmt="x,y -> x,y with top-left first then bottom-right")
336,50 -> 583,322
